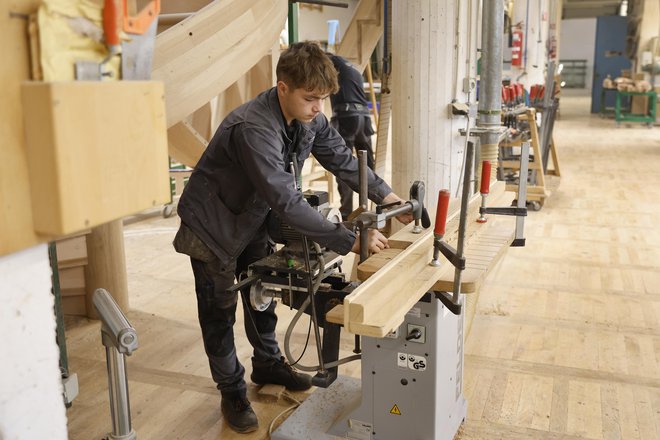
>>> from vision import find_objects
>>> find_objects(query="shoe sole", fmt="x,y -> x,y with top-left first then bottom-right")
226,422 -> 258,434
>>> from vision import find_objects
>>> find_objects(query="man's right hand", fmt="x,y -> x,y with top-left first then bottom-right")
351,229 -> 389,254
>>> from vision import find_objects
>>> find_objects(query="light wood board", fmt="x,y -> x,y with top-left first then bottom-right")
341,181 -> 515,337
152,0 -> 287,128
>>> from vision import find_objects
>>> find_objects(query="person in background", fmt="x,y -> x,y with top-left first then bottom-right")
173,42 -> 411,434
329,53 -> 376,220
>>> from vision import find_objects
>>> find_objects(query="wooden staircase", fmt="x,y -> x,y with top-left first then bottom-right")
336,0 -> 383,73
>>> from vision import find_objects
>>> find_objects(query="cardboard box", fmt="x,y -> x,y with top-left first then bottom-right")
631,95 -> 649,115
21,81 -> 170,235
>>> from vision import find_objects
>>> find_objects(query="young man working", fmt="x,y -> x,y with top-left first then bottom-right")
173,41 -> 410,434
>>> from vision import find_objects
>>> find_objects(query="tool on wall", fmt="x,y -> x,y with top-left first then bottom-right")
75,0 -> 160,80
121,0 -> 160,80
75,0 -> 122,80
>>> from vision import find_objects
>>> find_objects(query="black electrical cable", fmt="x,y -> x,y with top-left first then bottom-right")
289,311 -> 313,367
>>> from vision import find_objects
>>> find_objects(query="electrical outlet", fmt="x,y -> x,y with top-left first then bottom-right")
463,77 -> 477,93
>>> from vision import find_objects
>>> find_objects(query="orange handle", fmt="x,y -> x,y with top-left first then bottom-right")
434,190 -> 450,236
103,0 -> 123,48
480,161 -> 491,194
123,0 -> 160,34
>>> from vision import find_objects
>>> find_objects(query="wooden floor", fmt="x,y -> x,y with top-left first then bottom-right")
65,96 -> 660,440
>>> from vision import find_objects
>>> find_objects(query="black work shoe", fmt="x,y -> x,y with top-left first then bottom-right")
251,357 -> 312,391
221,394 -> 258,433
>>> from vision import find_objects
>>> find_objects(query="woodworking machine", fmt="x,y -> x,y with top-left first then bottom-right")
231,143 -> 529,439
241,212 -> 469,440
227,150 -> 481,439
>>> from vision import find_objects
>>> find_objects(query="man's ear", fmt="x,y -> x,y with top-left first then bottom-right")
277,80 -> 288,95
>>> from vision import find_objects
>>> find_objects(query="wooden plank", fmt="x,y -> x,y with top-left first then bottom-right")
152,0 -> 286,127
325,304 -> 344,325
62,295 -> 87,316
547,136 -> 561,177
343,182 -> 514,337
21,81 -> 170,236
433,223 -> 514,293
600,383 -> 622,440
466,368 -> 496,421
55,234 -> 87,268
168,121 -> 208,168
0,0 -> 42,256
59,266 -> 85,292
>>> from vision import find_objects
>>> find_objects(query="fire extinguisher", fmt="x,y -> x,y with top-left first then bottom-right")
511,27 -> 524,67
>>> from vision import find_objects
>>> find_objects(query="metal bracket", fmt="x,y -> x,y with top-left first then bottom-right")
435,291 -> 462,315
480,206 -> 527,217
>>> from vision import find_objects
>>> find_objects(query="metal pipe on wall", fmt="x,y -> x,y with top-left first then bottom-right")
476,0 -> 505,181
477,0 -> 504,128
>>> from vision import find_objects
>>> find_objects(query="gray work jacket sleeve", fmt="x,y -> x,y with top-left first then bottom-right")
311,115 -> 392,203
235,123 -> 357,255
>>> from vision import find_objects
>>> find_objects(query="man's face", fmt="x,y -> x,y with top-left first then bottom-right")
277,81 -> 328,125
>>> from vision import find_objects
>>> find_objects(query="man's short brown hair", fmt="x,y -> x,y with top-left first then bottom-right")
276,41 -> 339,95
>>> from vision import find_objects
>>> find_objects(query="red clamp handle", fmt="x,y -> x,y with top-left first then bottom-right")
480,161 -> 492,195
434,190 -> 450,236
103,0 -> 123,49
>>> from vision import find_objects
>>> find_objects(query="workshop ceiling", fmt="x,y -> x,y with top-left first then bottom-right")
562,0 -> 624,19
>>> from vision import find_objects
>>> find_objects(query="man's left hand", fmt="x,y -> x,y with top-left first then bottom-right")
382,192 -> 413,225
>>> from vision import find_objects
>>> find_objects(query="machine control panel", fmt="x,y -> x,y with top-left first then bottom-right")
406,324 -> 426,344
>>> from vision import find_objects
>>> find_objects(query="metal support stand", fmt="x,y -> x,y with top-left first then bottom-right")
93,288 -> 138,440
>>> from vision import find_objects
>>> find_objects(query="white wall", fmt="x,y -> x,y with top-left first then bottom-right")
0,245 -> 67,440
559,18 -> 597,93
505,0 -> 552,89
637,0 -> 660,84
298,1 -> 360,44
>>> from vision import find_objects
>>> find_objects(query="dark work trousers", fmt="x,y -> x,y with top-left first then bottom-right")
331,113 -> 376,219
189,226 -> 281,398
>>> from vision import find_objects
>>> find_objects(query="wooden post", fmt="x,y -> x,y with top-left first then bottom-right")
391,0 -> 470,212
84,220 -> 129,319
365,62 -> 379,127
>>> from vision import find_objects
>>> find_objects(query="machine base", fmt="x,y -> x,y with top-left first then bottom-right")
270,376 -> 361,440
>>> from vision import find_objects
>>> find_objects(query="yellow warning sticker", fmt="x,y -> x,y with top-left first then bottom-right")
390,404 -> 401,415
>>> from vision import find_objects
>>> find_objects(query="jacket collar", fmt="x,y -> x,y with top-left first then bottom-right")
266,87 -> 315,143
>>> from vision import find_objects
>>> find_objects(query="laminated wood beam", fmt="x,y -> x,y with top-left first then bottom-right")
342,182 -> 515,337
152,0 -> 287,128
167,121 -> 208,168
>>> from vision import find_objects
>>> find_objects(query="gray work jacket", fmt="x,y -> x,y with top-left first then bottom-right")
177,87 -> 392,266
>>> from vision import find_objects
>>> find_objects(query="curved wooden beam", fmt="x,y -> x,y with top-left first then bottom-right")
152,0 -> 287,128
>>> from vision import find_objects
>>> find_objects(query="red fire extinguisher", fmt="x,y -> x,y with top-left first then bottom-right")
511,27 -> 524,67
